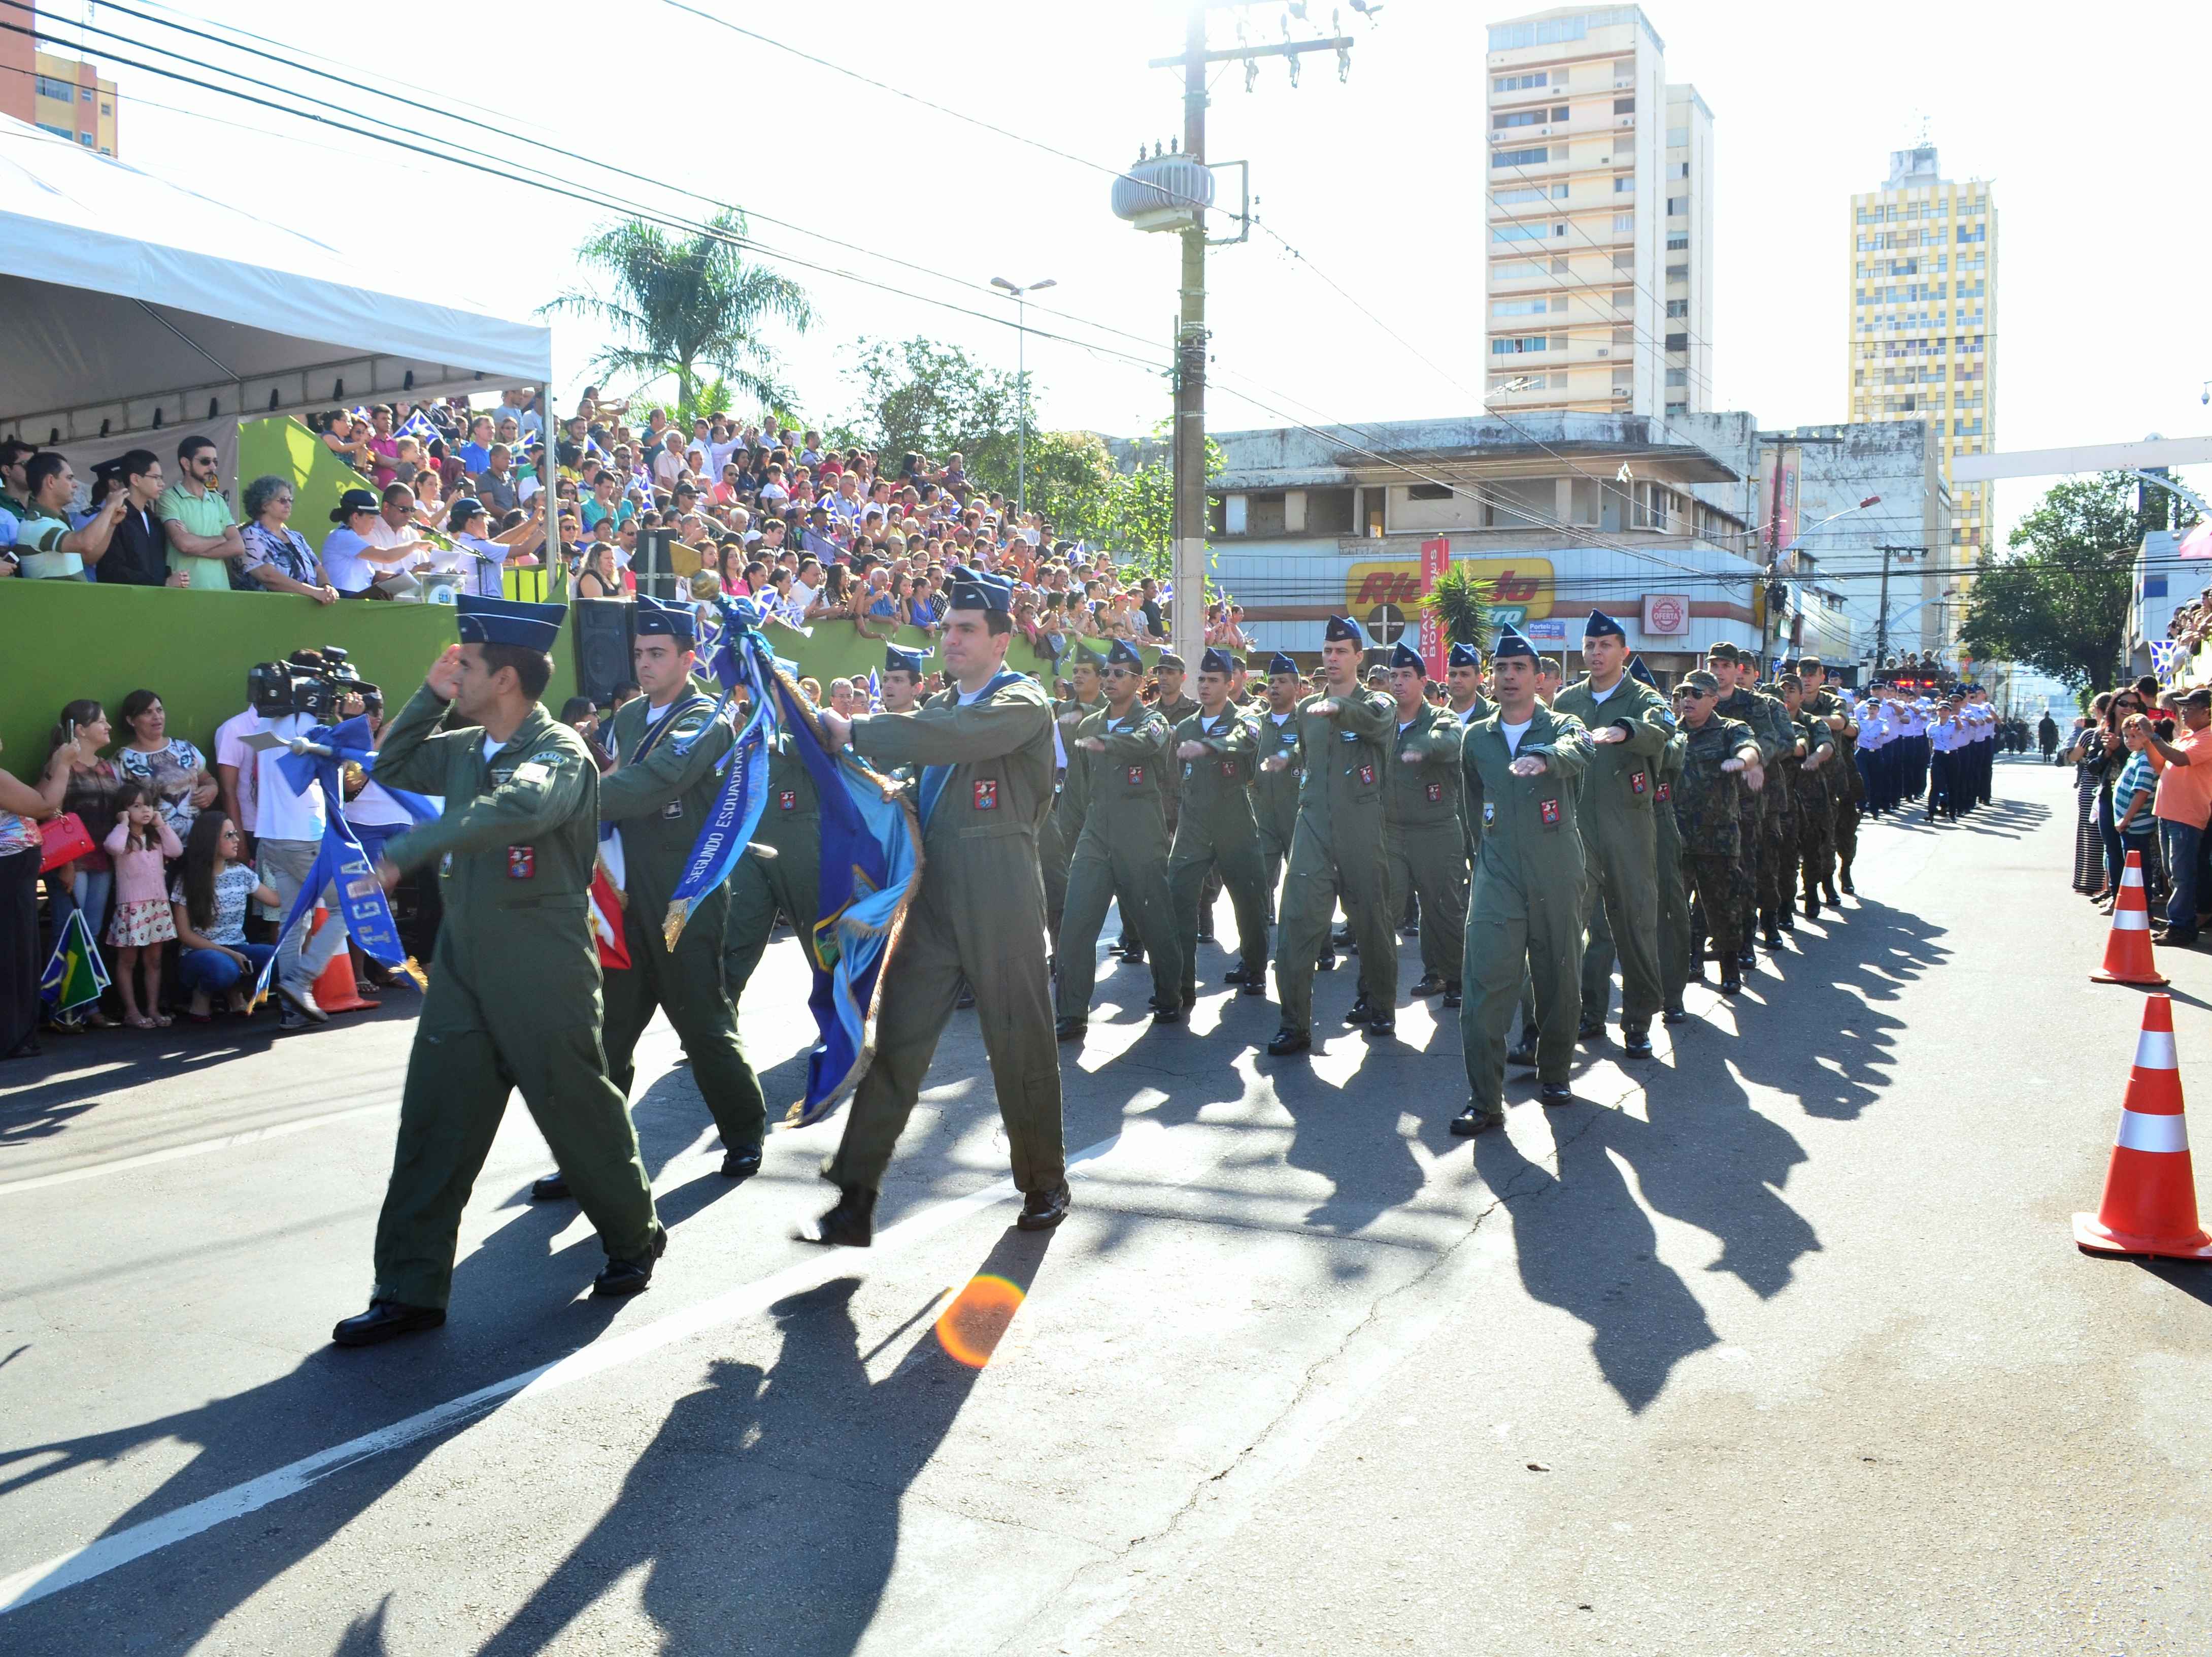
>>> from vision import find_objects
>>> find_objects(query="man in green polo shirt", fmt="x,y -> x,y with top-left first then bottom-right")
156,435 -> 246,591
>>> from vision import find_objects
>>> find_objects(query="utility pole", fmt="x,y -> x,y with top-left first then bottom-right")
1144,5 -> 1354,661
990,276 -> 1056,522
1873,545 -> 1925,673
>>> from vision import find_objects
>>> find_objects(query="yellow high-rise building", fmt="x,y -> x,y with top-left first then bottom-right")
1846,145 -> 1995,651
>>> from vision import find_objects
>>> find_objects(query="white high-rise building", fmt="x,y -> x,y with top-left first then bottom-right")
1484,6 -> 1713,420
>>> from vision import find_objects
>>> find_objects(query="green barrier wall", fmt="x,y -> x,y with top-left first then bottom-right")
1,581 -> 1147,776
236,416 -> 367,548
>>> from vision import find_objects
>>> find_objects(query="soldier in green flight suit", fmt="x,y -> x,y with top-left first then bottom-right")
1708,643 -> 1798,958
1166,646 -> 1273,1005
1261,616 -> 1400,1054
1774,671 -> 1839,921
806,567 -> 1069,1247
1056,638 -> 1186,1038
529,595 -> 761,1208
1452,624 -> 1597,1136
1444,639 -> 1495,876
1251,652 -> 1305,922
1798,654 -> 1861,900
1046,649 -> 1107,954
1635,656 -> 1692,1023
1382,640 -> 1470,1008
1668,670 -> 1764,998
1551,611 -> 1674,1059
1124,651 -> 1199,955
336,596 -> 662,1346
879,642 -> 928,718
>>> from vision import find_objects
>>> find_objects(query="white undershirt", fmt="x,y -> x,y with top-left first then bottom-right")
481,733 -> 502,764
1588,679 -> 1620,705
1500,717 -> 1532,756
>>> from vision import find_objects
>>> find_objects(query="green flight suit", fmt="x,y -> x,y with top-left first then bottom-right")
724,727 -> 824,1012
1384,701 -> 1470,984
1448,697 -> 1495,863
1653,732 -> 1690,1010
1673,715 -> 1761,966
1043,693 -> 1103,944
825,676 -> 1064,1197
1459,705 -> 1596,1109
371,687 -> 659,1309
1807,687 -> 1862,881
1270,684 -> 1399,1036
1785,709 -> 1838,905
1251,705 -> 1303,912
1715,682 -> 1796,930
598,690 -> 763,1153
1058,701 -> 1184,1017
1154,690 -> 1200,841
1552,674 -> 1675,1031
1166,704 -> 1272,1000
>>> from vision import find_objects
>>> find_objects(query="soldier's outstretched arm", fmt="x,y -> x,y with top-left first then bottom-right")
1199,713 -> 1258,757
1086,709 -> 1172,760
1330,689 -> 1396,740
372,680 -> 472,794
848,694 -> 1049,768
598,709 -> 731,821
1605,687 -> 1675,758
1523,714 -> 1597,781
381,741 -> 593,874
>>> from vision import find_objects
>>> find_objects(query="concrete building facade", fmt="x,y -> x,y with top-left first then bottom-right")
1846,144 -> 1995,653
1483,6 -> 1712,422
1,6 -> 120,157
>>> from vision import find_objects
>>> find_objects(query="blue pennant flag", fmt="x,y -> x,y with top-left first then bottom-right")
40,907 -> 110,1014
267,713 -> 418,971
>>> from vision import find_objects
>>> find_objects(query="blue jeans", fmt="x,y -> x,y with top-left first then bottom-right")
178,943 -> 278,997
2160,820 -> 2203,936
50,867 -> 113,941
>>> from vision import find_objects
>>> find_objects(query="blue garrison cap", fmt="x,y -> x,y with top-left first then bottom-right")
1389,641 -> 1425,674
632,593 -> 695,646
1267,651 -> 1300,677
884,643 -> 927,677
1584,609 -> 1628,642
1324,615 -> 1364,645
456,593 -> 566,652
1492,623 -> 1537,662
1105,638 -> 1147,672
1448,640 -> 1482,670
946,565 -> 1013,613
1200,646 -> 1236,676
1629,653 -> 1657,687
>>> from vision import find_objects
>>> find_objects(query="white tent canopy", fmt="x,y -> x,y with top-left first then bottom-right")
0,115 -> 550,445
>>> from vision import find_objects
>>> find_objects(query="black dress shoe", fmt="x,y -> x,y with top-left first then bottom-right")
1055,1017 -> 1088,1043
1538,1082 -> 1574,1107
1442,982 -> 1462,1009
331,1300 -> 446,1347
1410,973 -> 1448,997
1018,1180 -> 1072,1231
1315,951 -> 1338,972
1220,965 -> 1253,986
1152,1004 -> 1184,1025
721,1143 -> 763,1181
530,1170 -> 571,1202
1823,882 -> 1842,906
1804,896 -> 1821,921
799,1185 -> 877,1247
956,989 -> 977,1009
1761,925 -> 1784,949
1451,1103 -> 1505,1137
1720,974 -> 1743,996
1577,1020 -> 1604,1042
1344,997 -> 1378,1026
1778,911 -> 1796,933
1736,947 -> 1757,969
1265,1027 -> 1311,1056
592,1223 -> 668,1298
1333,927 -> 1356,948
1241,977 -> 1267,997
1839,873 -> 1855,894
1621,1027 -> 1654,1059
1505,1043 -> 1538,1069
1662,1005 -> 1688,1025
1362,1016 -> 1395,1040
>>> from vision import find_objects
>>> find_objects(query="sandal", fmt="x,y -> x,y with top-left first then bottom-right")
151,1013 -> 174,1029
126,1013 -> 157,1030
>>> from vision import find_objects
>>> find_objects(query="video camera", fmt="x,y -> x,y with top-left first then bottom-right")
247,647 -> 378,723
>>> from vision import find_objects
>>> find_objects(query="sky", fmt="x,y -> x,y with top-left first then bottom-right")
29,0 -> 2212,547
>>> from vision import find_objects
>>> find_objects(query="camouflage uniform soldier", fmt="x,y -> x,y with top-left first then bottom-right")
1668,671 -> 1764,998
1775,673 -> 1839,921
1708,644 -> 1797,956
1799,655 -> 1861,900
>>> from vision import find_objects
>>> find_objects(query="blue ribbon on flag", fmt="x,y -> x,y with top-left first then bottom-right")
660,599 -> 779,948
259,714 -> 416,990
916,671 -> 1021,832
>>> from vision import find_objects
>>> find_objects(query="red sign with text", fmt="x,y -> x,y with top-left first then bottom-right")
1418,536 -> 1451,679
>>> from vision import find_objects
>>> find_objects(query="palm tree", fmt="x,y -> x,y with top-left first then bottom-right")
542,211 -> 813,415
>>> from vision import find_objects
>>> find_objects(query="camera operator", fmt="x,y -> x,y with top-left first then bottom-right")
247,650 -> 365,1029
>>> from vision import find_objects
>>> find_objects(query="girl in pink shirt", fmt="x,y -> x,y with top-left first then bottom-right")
104,782 -> 183,1028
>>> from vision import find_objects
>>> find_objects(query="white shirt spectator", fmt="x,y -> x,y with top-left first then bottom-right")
253,712 -> 329,843
214,707 -> 265,834
653,447 -> 685,488
321,526 -> 376,593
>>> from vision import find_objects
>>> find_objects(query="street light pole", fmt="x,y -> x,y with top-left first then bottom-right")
990,275 -> 1056,524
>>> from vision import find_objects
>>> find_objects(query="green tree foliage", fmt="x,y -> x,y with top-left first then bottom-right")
544,211 -> 812,416
1958,472 -> 2177,692
838,337 -> 1024,484
1419,564 -> 1495,646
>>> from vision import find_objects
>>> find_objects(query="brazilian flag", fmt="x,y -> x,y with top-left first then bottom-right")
40,909 -> 111,1015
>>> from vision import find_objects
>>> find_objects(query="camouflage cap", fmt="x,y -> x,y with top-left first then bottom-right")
1679,669 -> 1721,695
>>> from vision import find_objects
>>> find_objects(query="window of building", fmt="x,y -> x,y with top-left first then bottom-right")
1614,175 -> 1635,192
1614,97 -> 1635,114
1612,251 -> 1634,270
1613,287 -> 1633,309
1492,224 -> 1547,243
1667,126 -> 1689,147
80,87 -> 93,103
1666,235 -> 1688,250
35,75 -> 75,102
1493,146 -> 1548,169
1613,213 -> 1634,230
1495,185 -> 1550,204
1612,326 -> 1634,346
1957,223 -> 1985,243
77,132 -> 92,146
36,121 -> 72,141
1665,263 -> 1688,280
100,102 -> 111,115
1407,483 -> 1454,502
1493,299 -> 1549,315
1494,109 -> 1546,128
1664,333 -> 1689,351
1491,336 -> 1549,355
1665,196 -> 1688,215
1305,488 -> 1355,535
1493,72 -> 1548,91
1553,257 -> 1571,274
1665,299 -> 1687,317
1553,106 -> 1571,121
1670,161 -> 1689,179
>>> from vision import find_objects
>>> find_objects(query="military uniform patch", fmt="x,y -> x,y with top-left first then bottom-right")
1657,781 -> 1672,803
507,845 -> 536,879
1425,780 -> 1444,803
660,800 -> 684,819
1126,765 -> 1145,786
1357,762 -> 1376,786
1539,798 -> 1561,827
974,779 -> 999,811
1630,769 -> 1649,796
779,790 -> 797,812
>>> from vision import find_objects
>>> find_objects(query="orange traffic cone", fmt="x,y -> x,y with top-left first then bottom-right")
2090,850 -> 2167,986
2075,995 -> 2212,1260
307,907 -> 379,1014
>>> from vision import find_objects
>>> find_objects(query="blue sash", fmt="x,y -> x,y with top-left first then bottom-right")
917,671 -> 1023,830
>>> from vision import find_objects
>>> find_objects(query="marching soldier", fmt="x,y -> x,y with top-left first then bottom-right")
1262,616 -> 1399,1054
807,568 -> 1068,1245
338,596 -> 662,1345
1445,640 -> 1494,726
1252,652 -> 1305,920
1453,625 -> 1596,1135
880,642 -> 928,715
1775,671 -> 1839,920
1669,670 -> 1763,998
1167,647 -> 1272,1004
1057,638 -> 1185,1037
1708,644 -> 1796,956
1131,652 -> 1200,955
1383,641 -> 1469,1008
531,595 -> 761,1208
1631,655 -> 1692,1023
1044,648 -> 1106,949
1552,612 -> 1673,1059
1798,655 -> 1861,897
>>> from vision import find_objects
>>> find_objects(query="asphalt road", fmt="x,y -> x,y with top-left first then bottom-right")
2,755 -> 2207,1655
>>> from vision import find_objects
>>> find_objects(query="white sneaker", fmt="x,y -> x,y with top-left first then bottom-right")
280,977 -> 328,1023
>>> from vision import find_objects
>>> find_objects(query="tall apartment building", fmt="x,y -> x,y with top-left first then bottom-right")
1484,6 -> 1713,421
0,4 -> 121,157
1846,144 -> 1996,652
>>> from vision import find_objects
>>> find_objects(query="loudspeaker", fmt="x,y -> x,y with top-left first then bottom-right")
632,528 -> 679,601
572,598 -> 636,705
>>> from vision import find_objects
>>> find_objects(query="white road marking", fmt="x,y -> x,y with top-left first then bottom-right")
0,1102 -> 401,1198
0,1129 -> 1128,1616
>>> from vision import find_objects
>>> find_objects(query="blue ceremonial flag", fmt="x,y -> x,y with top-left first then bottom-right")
661,599 -> 777,949
866,669 -> 882,712
773,680 -> 921,1128
269,713 -> 413,969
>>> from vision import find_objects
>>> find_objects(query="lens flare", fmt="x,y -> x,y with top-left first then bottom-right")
933,1273 -> 1026,1369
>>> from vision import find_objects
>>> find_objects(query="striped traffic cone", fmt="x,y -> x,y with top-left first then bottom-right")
307,907 -> 379,1015
2074,995 -> 2212,1260
2090,850 -> 2167,986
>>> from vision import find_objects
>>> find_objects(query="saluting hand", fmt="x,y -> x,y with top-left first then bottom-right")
1742,761 -> 1766,793
1177,740 -> 1206,759
425,644 -> 465,701
1589,724 -> 1628,745
1260,754 -> 1290,773
819,708 -> 853,749
1509,755 -> 1548,777
1400,749 -> 1424,765
1078,736 -> 1107,753
1310,699 -> 1339,717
